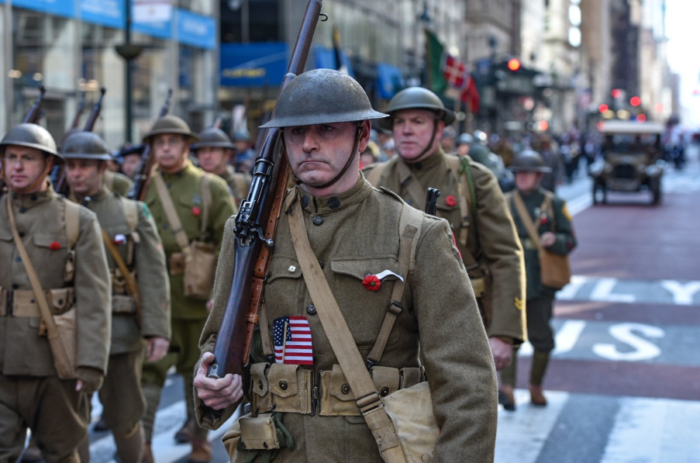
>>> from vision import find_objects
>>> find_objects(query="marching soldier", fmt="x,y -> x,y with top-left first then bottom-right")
193,69 -> 497,461
364,87 -> 527,371
500,150 -> 577,409
192,127 -> 252,205
62,131 -> 171,462
140,115 -> 236,462
0,124 -> 111,462
104,166 -> 134,197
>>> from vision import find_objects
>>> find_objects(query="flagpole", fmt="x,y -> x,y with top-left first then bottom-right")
454,93 -> 460,132
282,320 -> 289,363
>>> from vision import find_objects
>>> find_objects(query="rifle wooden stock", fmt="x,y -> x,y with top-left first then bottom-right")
127,89 -> 173,201
23,86 -> 46,124
83,87 -> 106,132
208,0 -> 323,379
69,92 -> 86,130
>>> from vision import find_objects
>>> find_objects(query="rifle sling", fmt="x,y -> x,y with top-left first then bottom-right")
100,228 -> 142,324
286,190 -> 403,456
512,191 -> 544,253
153,173 -> 191,258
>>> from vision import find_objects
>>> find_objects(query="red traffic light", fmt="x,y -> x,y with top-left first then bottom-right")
630,96 -> 641,107
612,89 -> 622,98
637,114 -> 647,122
599,104 -> 609,113
507,58 -> 521,72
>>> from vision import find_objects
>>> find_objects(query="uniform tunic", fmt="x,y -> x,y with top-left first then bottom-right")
220,165 -> 252,205
105,170 -> 134,197
196,176 -> 498,462
365,148 -> 526,344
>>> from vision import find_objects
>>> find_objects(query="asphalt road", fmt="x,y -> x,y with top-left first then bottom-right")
25,149 -> 700,462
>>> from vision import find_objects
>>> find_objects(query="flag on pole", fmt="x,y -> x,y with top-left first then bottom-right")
425,29 -> 447,94
273,316 -> 314,365
461,74 -> 480,113
332,26 -> 349,75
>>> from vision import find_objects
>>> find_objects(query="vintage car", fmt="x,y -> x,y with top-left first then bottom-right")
591,120 -> 666,205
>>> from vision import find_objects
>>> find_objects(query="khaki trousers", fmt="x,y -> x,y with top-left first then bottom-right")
100,350 -> 145,436
0,374 -> 89,463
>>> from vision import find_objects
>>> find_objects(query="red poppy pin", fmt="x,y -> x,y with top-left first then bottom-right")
540,214 -> 548,225
446,195 -> 457,207
192,206 -> 201,216
114,234 -> 127,245
49,241 -> 61,251
362,270 -> 404,292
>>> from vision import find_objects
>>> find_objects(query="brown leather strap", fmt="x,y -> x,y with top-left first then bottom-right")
366,204 -> 421,367
200,173 -> 212,241
153,173 -> 191,257
287,190 -> 404,459
512,191 -> 544,253
258,303 -> 274,358
6,194 -> 74,378
396,161 -> 426,212
101,228 -> 142,325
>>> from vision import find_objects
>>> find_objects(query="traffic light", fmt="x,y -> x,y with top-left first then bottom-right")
612,88 -> 622,99
630,96 -> 641,107
507,58 -> 521,72
599,104 -> 609,113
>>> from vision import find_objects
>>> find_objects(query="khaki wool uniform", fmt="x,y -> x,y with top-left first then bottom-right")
75,186 -> 170,438
104,170 -> 134,197
364,148 -> 527,344
0,186 -> 111,462
220,165 -> 251,205
142,160 -> 236,440
195,177 -> 498,462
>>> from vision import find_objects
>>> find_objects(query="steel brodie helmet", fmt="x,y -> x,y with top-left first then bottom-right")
191,127 -> 236,151
143,115 -> 199,144
260,69 -> 388,128
381,87 -> 456,129
61,131 -> 112,161
0,123 -> 62,162
510,150 -> 552,173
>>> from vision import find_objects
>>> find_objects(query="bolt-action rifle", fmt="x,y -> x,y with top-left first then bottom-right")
208,0 -> 325,379
23,86 -> 46,124
127,89 -> 173,201
53,88 -> 106,196
425,188 -> 440,215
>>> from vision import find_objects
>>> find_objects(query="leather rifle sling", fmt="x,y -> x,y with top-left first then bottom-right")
100,228 -> 142,324
6,195 -> 74,379
286,191 -> 406,462
153,173 -> 191,258
512,191 -> 544,253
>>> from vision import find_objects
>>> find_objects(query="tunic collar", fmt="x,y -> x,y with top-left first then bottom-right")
159,159 -> 195,180
73,184 -> 111,207
9,181 -> 56,210
298,173 -> 373,215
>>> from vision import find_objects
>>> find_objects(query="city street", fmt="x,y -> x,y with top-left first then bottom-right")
71,151 -> 700,462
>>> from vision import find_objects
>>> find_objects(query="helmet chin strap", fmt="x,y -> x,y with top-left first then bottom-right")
2,158 -> 53,195
292,125 -> 364,190
395,117 -> 440,163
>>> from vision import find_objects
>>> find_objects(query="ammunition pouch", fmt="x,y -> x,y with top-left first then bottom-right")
249,362 -> 425,417
239,413 -> 280,450
168,241 -> 217,300
112,294 -> 136,314
0,287 -> 75,318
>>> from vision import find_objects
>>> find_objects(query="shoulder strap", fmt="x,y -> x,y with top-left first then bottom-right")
153,173 -> 191,257
101,228 -> 142,325
445,155 -> 480,250
366,201 -> 422,366
366,162 -> 388,187
64,200 -> 81,250
286,191 -> 406,462
542,191 -> 556,232
512,191 -> 543,253
200,173 -> 212,240
6,195 -> 74,379
105,171 -> 114,191
121,198 -> 139,233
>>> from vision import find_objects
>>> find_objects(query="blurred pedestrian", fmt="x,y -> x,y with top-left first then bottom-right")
233,131 -> 255,173
500,150 -> 577,410
441,125 -> 457,153
117,144 -> 145,180
456,132 -> 473,157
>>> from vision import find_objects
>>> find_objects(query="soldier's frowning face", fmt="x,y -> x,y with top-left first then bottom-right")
515,172 -> 543,193
197,146 -> 231,175
65,158 -> 107,196
153,134 -> 189,173
392,109 -> 445,162
284,120 -> 370,193
2,145 -> 53,193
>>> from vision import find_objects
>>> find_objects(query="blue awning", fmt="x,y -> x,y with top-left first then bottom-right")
220,43 -> 289,88
313,46 -> 354,77
376,63 -> 404,99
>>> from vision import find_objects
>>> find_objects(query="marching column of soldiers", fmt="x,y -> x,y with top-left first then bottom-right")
0,72 -> 576,463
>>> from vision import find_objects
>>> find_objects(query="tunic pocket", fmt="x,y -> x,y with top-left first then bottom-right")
268,363 -> 312,414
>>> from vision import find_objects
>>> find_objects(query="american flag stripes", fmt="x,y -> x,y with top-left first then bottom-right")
273,316 -> 314,365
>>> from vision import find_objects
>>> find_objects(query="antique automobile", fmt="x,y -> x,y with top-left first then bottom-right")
591,120 -> 665,205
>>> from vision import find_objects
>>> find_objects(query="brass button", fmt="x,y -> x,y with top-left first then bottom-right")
312,216 -> 324,226
328,197 -> 340,209
341,384 -> 350,395
307,304 -> 316,315
279,381 -> 288,390
380,387 -> 390,397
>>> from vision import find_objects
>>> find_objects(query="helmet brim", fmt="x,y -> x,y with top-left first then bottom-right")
510,166 -> 552,173
143,130 -> 199,144
1,141 -> 63,164
259,110 -> 389,129
191,141 -> 236,151
377,106 -> 456,131
61,153 -> 113,161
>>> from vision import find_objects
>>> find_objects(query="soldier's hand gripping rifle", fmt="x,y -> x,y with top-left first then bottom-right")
208,0 -> 325,379
128,89 -> 173,201
23,86 -> 46,124
54,88 -> 106,196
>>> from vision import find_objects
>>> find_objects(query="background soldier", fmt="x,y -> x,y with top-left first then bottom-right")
193,69 -> 497,462
117,144 -> 146,180
500,150 -> 577,409
63,131 -> 171,462
192,127 -> 251,205
140,115 -> 236,463
365,87 -> 527,371
0,124 -> 111,462
104,164 -> 134,197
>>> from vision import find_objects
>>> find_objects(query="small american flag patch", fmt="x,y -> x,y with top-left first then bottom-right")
273,316 -> 314,365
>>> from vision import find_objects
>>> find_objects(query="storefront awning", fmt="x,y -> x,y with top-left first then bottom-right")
313,46 -> 354,77
376,63 -> 404,99
220,42 -> 289,88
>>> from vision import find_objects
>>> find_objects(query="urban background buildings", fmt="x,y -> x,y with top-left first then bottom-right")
0,0 -> 680,149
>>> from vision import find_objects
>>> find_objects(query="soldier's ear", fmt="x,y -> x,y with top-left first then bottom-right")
356,120 -> 371,153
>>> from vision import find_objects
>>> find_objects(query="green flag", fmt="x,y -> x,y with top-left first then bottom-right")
425,29 -> 447,94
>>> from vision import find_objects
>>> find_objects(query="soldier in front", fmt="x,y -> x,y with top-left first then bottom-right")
63,131 -> 171,462
364,87 -> 527,372
0,124 -> 111,462
193,69 -> 497,462
140,115 -> 236,462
